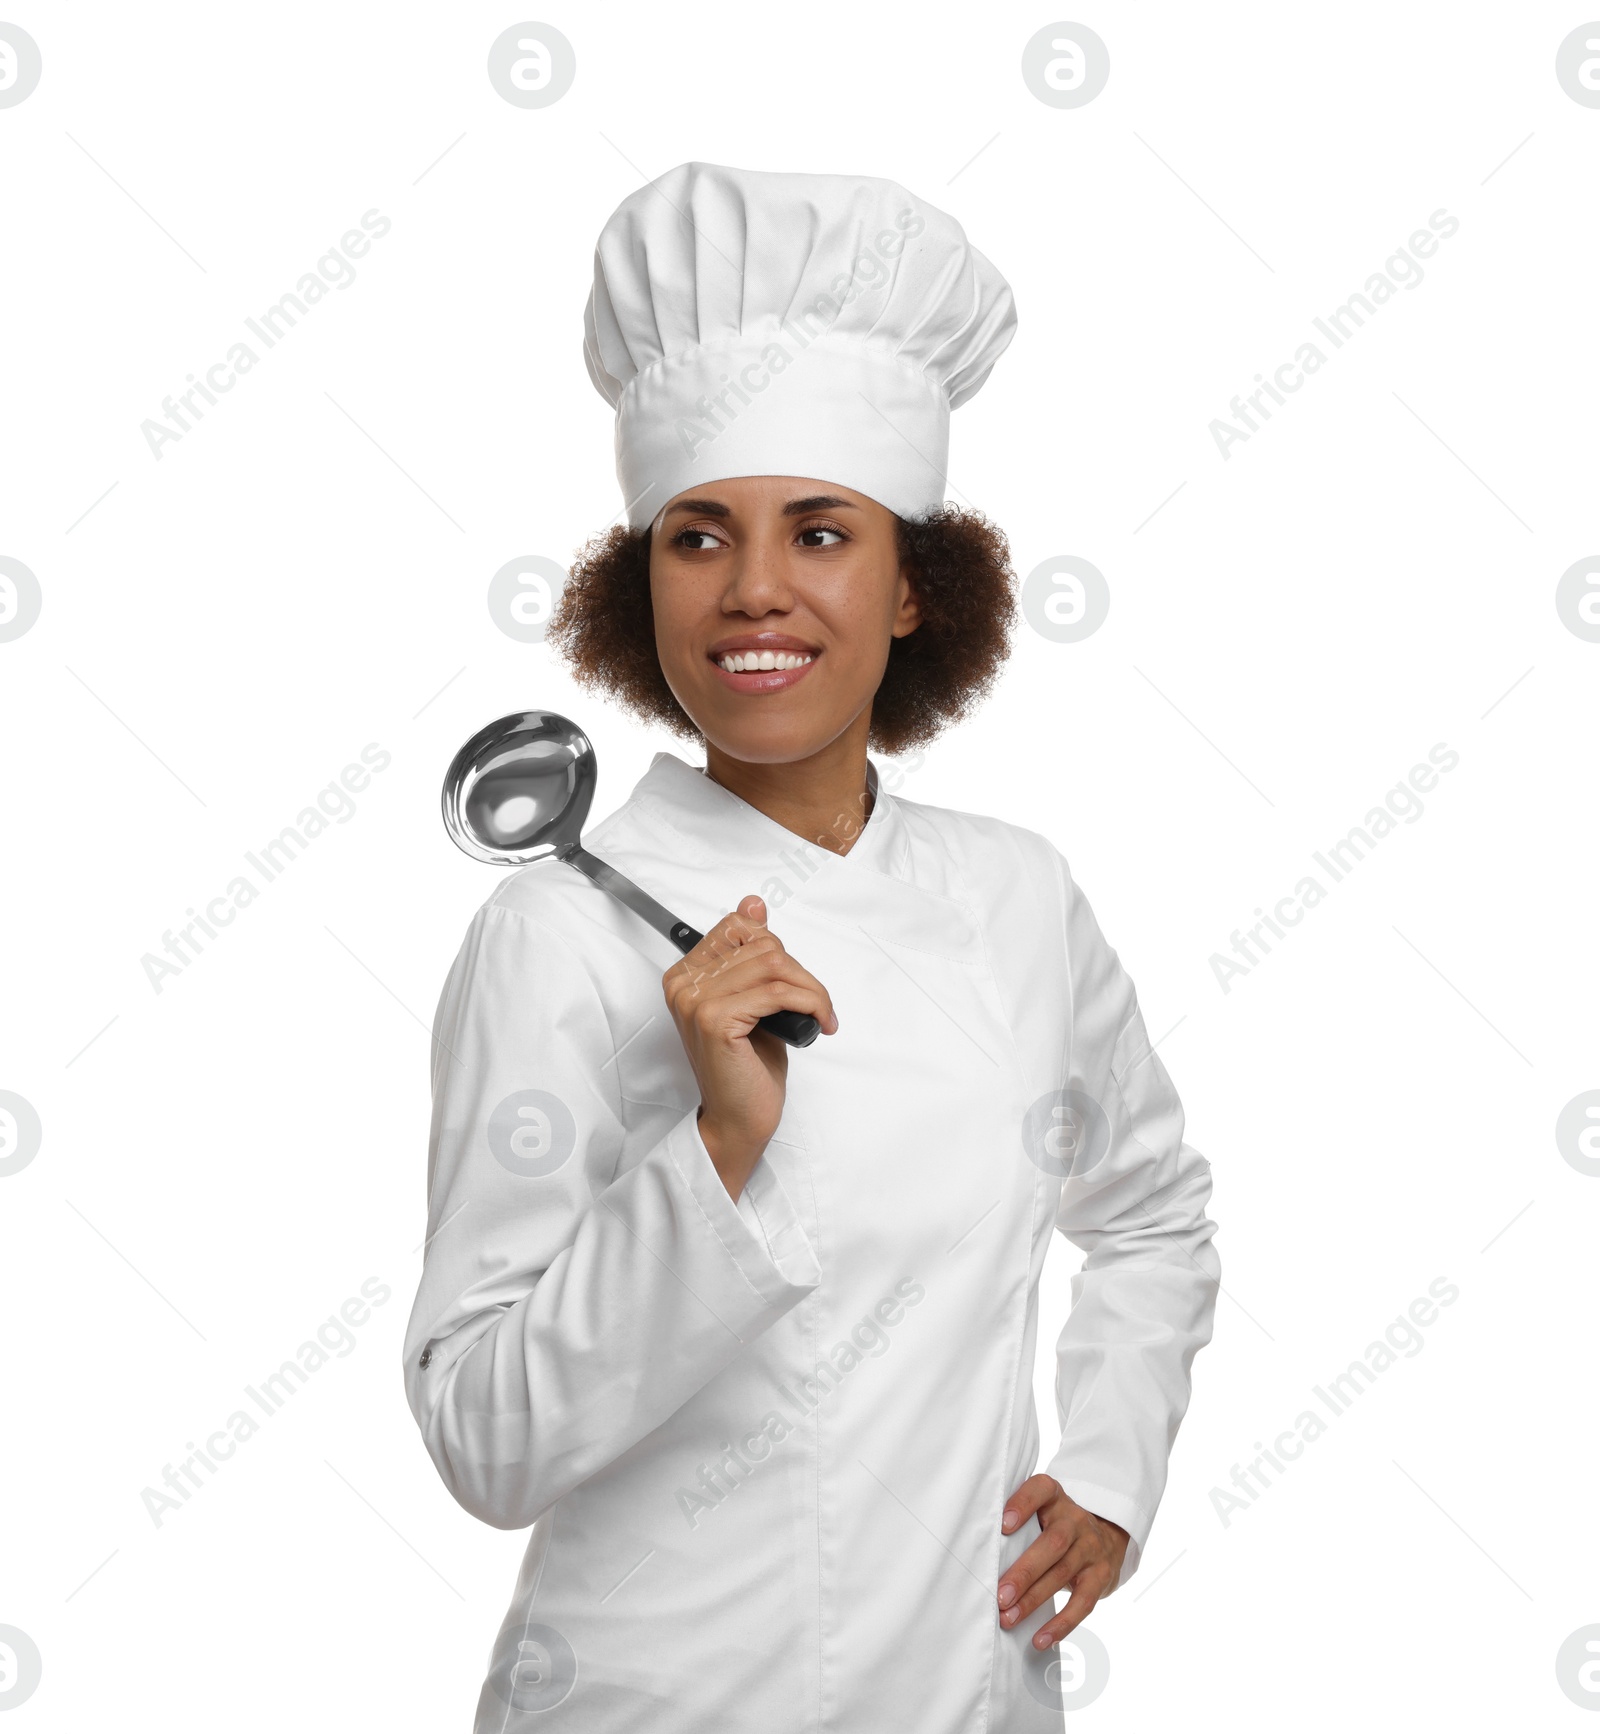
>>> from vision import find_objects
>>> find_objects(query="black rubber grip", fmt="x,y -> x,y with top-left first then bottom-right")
754,1006 -> 822,1048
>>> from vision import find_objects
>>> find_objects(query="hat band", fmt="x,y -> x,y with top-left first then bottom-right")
615,325 -> 949,529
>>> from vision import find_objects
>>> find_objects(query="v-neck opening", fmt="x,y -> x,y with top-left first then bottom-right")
677,754 -> 896,870
601,750 -> 920,907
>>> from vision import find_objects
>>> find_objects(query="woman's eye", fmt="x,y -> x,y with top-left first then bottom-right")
674,528 -> 723,551
797,526 -> 846,547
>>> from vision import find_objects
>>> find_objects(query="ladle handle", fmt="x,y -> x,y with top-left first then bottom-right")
562,847 -> 821,1049
668,923 -> 822,1050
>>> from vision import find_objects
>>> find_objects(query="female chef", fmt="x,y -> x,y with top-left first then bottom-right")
403,162 -> 1220,1732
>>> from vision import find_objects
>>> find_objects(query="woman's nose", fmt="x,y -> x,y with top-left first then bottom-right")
721,536 -> 793,613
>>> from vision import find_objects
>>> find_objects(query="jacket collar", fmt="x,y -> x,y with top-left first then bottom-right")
582,748 -> 906,920
631,748 -> 905,873
584,749 -> 987,969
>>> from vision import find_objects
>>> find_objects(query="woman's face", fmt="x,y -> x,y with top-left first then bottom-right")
648,475 -> 921,764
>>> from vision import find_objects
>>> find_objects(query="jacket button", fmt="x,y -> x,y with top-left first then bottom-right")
419,1346 -> 432,1369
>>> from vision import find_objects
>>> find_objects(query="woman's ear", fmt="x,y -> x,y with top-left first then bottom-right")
892,560 -> 924,639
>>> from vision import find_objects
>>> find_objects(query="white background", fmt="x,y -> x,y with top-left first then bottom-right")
2,2 -> 1597,1727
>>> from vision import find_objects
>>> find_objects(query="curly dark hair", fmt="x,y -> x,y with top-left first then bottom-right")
546,506 -> 1016,755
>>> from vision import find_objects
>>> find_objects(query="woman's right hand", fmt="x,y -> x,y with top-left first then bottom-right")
662,894 -> 837,1199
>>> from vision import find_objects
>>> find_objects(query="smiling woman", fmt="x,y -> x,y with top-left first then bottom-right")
402,161 -> 1219,1734
551,484 -> 1014,762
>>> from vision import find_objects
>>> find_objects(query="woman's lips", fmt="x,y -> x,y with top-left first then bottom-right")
707,650 -> 820,694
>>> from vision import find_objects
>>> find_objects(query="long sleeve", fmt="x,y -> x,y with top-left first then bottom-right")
401,893 -> 821,1530
1040,852 -> 1221,1588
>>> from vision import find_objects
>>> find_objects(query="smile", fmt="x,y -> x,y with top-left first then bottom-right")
717,648 -> 812,672
707,651 -> 818,690
707,638 -> 820,694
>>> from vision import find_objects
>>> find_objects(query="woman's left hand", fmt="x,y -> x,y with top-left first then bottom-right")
995,1475 -> 1129,1648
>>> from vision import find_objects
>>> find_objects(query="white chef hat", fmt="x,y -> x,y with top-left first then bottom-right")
583,161 -> 1017,529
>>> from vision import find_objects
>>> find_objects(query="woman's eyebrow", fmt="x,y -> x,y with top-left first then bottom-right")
665,498 -> 730,518
782,494 -> 854,515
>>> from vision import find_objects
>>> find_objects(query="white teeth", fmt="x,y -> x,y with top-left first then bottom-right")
717,651 -> 815,672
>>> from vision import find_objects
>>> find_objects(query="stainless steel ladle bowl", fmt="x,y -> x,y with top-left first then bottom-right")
441,709 -> 820,1048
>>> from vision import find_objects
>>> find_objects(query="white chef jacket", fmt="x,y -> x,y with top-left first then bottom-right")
403,749 -> 1220,1732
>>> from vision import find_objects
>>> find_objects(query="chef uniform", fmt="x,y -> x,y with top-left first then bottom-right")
403,163 -> 1221,1732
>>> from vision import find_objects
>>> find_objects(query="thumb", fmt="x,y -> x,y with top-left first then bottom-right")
737,894 -> 768,926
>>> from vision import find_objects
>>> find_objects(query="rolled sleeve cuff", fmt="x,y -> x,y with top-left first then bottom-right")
661,1110 -> 822,1311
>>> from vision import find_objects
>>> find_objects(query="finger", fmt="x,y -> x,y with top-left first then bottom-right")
991,1532 -> 1095,1623
666,928 -> 780,1005
1029,1567 -> 1113,1649
998,1521 -> 1092,1619
670,938 -> 769,1002
999,1474 -> 1057,1536
691,977 -> 836,1041
675,935 -> 838,1034
718,948 -> 837,1032
684,918 -> 782,987
672,938 -> 793,1007
714,896 -> 769,947
669,942 -> 829,1019
676,903 -> 768,975
997,1521 -> 1059,1601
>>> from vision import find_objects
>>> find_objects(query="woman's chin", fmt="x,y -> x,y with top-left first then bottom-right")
693,708 -> 854,767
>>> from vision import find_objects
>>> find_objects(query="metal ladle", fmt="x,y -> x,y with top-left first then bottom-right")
440,709 -> 820,1048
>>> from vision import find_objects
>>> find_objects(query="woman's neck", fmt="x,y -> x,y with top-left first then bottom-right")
703,717 -> 875,857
